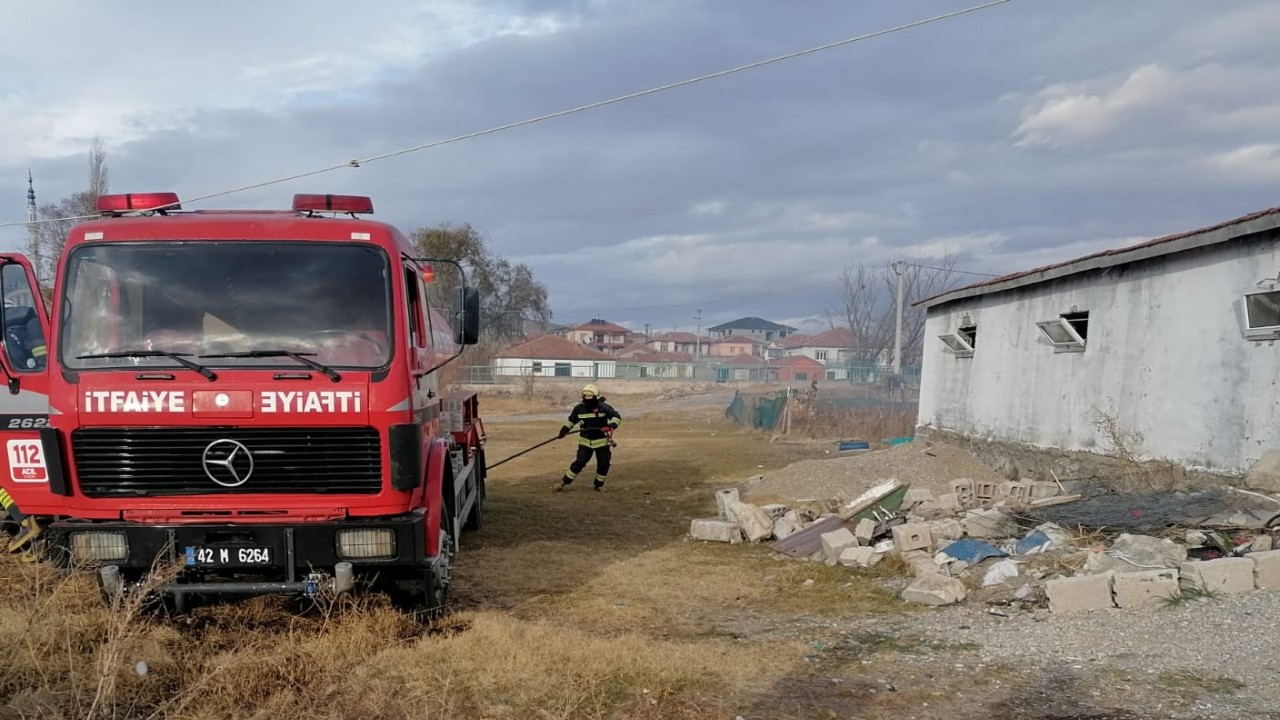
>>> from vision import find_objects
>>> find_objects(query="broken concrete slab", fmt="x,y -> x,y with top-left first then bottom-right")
1113,569 -> 1180,608
1046,573 -> 1115,614
1252,535 -> 1274,553
821,527 -> 858,565
772,516 -> 799,541
1250,549 -> 1280,589
927,518 -> 964,543
937,493 -> 961,512
690,518 -> 742,543
1083,534 -> 1186,575
1246,448 -> 1280,493
962,509 -> 1018,538
1028,481 -> 1060,500
729,502 -> 775,543
901,573 -> 967,606
1180,558 -> 1255,594
760,503 -> 790,519
838,546 -> 881,569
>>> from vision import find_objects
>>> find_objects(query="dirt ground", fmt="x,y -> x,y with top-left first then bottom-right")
0,390 -> 1270,719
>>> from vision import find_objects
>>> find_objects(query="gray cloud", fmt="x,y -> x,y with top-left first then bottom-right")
4,0 -> 1280,334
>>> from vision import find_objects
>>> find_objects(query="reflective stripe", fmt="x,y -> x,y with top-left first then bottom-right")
579,437 -> 611,448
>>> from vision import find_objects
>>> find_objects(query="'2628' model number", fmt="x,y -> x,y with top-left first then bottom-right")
6,417 -> 48,430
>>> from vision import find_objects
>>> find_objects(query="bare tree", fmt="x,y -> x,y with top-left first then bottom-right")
28,137 -> 109,290
829,251 -> 964,369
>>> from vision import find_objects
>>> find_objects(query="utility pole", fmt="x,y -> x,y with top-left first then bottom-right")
891,261 -> 905,378
694,308 -> 702,360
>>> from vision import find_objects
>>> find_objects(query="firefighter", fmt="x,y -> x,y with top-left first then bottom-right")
554,383 -> 621,491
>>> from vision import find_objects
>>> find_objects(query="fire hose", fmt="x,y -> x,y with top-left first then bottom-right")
485,430 -> 616,472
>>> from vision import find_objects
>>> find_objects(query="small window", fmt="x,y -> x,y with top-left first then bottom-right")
1244,290 -> 1280,340
958,325 -> 977,348
795,372 -> 808,381
938,331 -> 974,358
815,349 -> 828,361
1036,311 -> 1088,352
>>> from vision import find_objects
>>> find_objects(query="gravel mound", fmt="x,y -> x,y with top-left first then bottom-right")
740,440 -> 1005,503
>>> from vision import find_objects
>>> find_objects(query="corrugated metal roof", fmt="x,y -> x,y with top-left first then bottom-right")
919,205 -> 1280,310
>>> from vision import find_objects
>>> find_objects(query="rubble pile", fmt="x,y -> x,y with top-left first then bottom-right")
690,447 -> 1280,614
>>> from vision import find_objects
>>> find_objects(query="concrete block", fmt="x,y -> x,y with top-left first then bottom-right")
927,518 -> 964,543
760,503 -> 789,519
821,528 -> 858,565
904,488 -> 935,506
854,517 -> 878,545
690,518 -> 741,543
1180,558 -> 1255,594
1252,535 -> 1274,553
1113,569 -> 1180,608
974,480 -> 998,501
838,546 -> 881,569
1250,549 -> 1280,589
936,493 -> 961,511
891,523 -> 933,553
715,489 -> 740,520
1028,481 -> 1059,500
951,479 -> 975,506
1046,573 -> 1115,614
998,481 -> 1029,503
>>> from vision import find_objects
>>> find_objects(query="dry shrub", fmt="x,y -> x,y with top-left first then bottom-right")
789,403 -> 917,443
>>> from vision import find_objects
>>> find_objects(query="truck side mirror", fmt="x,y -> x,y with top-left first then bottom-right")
455,286 -> 480,346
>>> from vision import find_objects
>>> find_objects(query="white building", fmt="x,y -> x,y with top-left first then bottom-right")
917,206 -> 1280,477
492,335 -> 617,379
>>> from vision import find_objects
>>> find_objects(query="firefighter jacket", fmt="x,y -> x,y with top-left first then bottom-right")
563,400 -> 621,448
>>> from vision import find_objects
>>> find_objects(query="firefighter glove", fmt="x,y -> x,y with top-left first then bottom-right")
558,426 -> 570,439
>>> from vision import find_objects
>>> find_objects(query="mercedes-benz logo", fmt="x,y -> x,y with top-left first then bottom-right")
202,439 -> 255,487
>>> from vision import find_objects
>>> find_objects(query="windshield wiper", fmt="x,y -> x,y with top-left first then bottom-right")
76,350 -> 218,381
199,350 -> 341,382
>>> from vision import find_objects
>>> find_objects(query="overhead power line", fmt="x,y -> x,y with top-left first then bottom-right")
3,0 -> 1017,231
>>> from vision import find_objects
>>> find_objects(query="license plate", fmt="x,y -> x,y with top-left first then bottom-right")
184,545 -> 272,566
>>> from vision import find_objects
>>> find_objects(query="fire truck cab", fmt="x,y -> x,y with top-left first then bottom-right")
0,191 -> 486,613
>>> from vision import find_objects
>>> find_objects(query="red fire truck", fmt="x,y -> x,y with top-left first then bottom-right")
0,191 -> 486,614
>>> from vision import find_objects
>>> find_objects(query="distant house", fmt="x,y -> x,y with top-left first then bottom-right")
564,318 -> 632,353
707,317 -> 798,342
708,334 -> 763,357
645,331 -> 710,355
769,355 -> 826,383
615,343 -> 697,378
784,327 -> 856,364
493,334 -> 617,378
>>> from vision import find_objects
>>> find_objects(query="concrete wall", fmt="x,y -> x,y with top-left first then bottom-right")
919,231 -> 1280,475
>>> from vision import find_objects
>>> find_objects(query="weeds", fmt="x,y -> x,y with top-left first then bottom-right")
1158,582 -> 1221,609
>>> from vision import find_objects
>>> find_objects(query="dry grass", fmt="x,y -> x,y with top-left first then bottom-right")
789,404 -> 917,443
0,396 -> 929,719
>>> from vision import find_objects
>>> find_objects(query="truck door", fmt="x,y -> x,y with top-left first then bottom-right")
0,255 -> 56,543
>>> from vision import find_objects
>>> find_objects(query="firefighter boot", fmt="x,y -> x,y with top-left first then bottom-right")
553,476 -> 573,492
593,478 -> 605,492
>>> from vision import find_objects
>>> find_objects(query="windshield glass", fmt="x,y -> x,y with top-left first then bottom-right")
60,242 -> 393,370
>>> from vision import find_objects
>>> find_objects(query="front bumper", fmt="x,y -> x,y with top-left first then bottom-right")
44,513 -> 429,599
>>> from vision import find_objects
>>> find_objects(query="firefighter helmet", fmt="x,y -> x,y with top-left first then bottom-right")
581,383 -> 600,398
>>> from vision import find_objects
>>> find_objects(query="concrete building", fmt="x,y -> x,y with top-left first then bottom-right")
916,206 -> 1280,478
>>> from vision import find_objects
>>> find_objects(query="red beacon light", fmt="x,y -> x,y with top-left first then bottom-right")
96,192 -> 182,215
292,193 -> 374,214
422,264 -> 435,283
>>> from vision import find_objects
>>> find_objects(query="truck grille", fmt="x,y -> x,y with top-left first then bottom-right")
72,427 -> 383,497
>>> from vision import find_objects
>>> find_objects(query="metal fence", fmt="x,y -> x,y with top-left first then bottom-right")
459,361 -> 922,387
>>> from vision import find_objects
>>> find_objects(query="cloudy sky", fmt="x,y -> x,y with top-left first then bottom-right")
3,0 -> 1279,334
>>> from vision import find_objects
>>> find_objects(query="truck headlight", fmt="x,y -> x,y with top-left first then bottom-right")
70,532 -> 128,565
336,529 -> 396,560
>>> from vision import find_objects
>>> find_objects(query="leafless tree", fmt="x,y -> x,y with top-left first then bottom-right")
829,251 -> 964,369
27,137 -> 109,290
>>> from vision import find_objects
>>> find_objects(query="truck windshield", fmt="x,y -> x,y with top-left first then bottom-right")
60,242 -> 393,370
